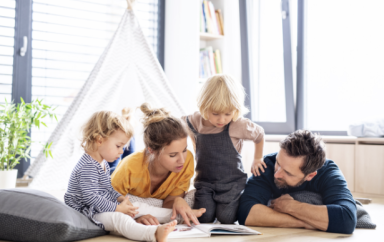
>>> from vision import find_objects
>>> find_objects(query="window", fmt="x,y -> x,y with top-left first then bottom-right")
1,0 -> 165,176
303,0 -> 384,132
240,0 -> 295,134
247,0 -> 286,122
241,0 -> 382,135
30,0 -> 127,163
0,0 -> 15,104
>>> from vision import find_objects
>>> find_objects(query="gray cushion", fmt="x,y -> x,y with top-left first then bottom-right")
0,188 -> 107,242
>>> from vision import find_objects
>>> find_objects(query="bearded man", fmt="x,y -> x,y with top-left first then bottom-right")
238,130 -> 357,234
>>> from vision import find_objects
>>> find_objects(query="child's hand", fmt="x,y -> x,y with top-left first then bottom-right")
116,196 -> 139,217
251,158 -> 267,176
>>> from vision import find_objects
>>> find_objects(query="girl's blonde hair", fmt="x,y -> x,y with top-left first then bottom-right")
140,103 -> 188,160
197,74 -> 249,121
81,109 -> 134,152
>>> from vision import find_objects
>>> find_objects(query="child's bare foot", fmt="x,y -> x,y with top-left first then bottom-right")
155,220 -> 177,242
192,208 -> 206,218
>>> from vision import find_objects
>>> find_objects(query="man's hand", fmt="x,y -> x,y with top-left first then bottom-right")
116,196 -> 139,217
270,194 -> 295,214
135,214 -> 160,225
251,158 -> 267,176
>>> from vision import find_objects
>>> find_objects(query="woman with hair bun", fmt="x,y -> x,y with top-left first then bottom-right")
111,103 -> 206,226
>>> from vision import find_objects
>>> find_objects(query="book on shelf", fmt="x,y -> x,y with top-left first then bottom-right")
208,1 -> 219,35
199,46 -> 223,78
200,2 -> 205,33
216,9 -> 224,35
214,49 -> 222,73
200,0 -> 224,36
168,224 -> 261,239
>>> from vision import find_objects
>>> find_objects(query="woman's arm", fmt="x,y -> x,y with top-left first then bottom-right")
163,194 -> 200,226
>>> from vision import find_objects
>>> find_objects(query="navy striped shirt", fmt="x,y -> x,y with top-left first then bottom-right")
64,153 -> 122,228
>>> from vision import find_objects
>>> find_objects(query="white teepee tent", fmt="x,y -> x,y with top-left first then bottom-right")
25,6 -> 185,190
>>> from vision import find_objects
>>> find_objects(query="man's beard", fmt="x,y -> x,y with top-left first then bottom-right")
274,177 -> 306,189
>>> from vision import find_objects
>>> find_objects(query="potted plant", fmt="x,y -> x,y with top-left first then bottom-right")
0,98 -> 56,189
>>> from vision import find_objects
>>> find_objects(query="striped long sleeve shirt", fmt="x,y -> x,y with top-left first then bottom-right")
64,153 -> 122,228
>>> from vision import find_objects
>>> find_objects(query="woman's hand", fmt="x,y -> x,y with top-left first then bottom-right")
251,158 -> 267,176
135,214 -> 160,225
171,197 -> 199,226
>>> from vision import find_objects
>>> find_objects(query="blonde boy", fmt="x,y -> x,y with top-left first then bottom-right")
183,74 -> 265,224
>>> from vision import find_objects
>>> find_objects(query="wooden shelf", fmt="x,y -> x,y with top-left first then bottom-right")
199,32 -> 224,40
198,78 -> 207,83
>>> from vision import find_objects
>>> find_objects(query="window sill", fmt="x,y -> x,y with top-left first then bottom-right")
265,135 -> 384,145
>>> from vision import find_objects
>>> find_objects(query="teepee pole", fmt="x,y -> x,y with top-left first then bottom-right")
126,0 -> 135,10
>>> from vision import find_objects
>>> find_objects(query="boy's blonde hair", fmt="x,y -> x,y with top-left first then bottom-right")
81,108 -> 134,152
197,74 -> 249,121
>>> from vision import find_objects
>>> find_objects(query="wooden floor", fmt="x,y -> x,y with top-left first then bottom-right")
62,191 -> 384,242
79,201 -> 383,242
2,190 -> 383,242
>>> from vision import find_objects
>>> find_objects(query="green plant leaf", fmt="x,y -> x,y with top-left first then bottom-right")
1,98 -> 56,168
34,119 -> 40,128
20,97 -> 25,104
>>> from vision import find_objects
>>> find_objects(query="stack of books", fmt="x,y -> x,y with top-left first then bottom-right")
199,46 -> 222,78
200,0 -> 224,35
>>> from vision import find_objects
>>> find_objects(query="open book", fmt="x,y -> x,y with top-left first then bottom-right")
168,224 -> 261,239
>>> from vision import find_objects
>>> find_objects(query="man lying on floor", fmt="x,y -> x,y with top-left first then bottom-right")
238,130 -> 357,234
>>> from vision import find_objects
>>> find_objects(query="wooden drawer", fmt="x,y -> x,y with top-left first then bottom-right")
325,144 -> 355,192
355,145 -> 384,195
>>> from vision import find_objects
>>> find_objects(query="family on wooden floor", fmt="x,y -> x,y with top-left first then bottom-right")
64,74 -> 358,241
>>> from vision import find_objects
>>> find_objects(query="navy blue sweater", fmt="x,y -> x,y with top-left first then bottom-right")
238,153 -> 357,234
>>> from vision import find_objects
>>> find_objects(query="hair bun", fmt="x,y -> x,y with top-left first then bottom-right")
121,107 -> 133,122
140,103 -> 170,127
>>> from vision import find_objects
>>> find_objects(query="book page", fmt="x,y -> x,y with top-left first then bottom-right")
168,225 -> 210,239
194,224 -> 261,235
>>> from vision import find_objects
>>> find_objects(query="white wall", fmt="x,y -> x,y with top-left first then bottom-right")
164,0 -> 200,114
164,0 -> 242,114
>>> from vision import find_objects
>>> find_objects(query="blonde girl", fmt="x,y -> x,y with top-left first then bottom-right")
64,110 -> 176,242
183,74 -> 266,224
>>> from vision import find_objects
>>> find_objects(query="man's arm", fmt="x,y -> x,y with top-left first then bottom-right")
318,161 -> 357,234
270,194 -> 328,230
245,204 -> 314,229
238,155 -> 312,229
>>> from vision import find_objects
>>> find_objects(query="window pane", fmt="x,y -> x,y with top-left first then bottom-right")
0,0 -> 15,104
248,0 -> 286,122
30,0 -> 162,163
306,0 -> 384,131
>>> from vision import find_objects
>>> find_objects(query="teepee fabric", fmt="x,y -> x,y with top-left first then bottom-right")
25,9 -> 185,190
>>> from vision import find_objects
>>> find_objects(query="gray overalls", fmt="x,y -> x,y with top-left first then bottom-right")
187,118 -> 247,224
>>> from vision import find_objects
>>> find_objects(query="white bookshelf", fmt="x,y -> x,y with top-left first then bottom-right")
199,32 -> 224,41
165,0 -> 242,114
